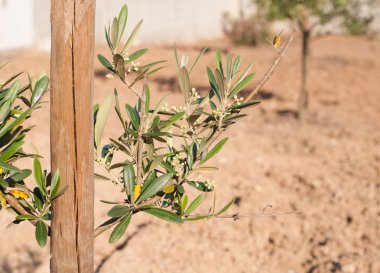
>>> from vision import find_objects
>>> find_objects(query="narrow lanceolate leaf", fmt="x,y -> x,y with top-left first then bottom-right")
201,138 -> 228,164
50,170 -> 60,199
173,43 -> 180,68
145,84 -> 150,116
214,68 -> 225,94
0,101 -> 11,123
162,111 -> 185,129
226,54 -> 232,80
105,26 -> 114,53
0,177 -> 9,187
147,66 -> 165,75
230,101 -> 260,110
141,171 -> 156,192
111,17 -> 119,48
207,66 -> 221,102
121,19 -> 143,54
109,213 -> 132,244
0,141 -> 24,162
184,215 -> 210,221
114,54 -> 125,82
180,195 -> 188,215
216,48 -> 224,76
0,161 -> 20,172
151,93 -> 169,121
94,173 -> 111,181
125,104 -> 140,130
229,72 -> 255,98
189,48 -> 207,73
123,164 -> 135,202
145,130 -> 169,138
125,48 -> 148,64
184,194 -> 205,216
161,161 -> 174,175
16,214 -> 36,221
33,157 -> 45,194
117,5 -> 128,46
3,81 -> 19,102
51,185 -> 68,201
179,67 -> 190,101
136,173 -> 172,203
232,55 -> 241,76
35,220 -> 47,247
31,75 -> 49,105
133,67 -> 150,83
216,198 -> 235,216
113,89 -> 126,130
94,94 -> 113,149
143,207 -> 183,224
9,169 -> 32,182
100,200 -> 121,204
234,63 -> 253,88
193,166 -> 218,173
97,54 -> 114,71
139,60 -> 166,71
107,205 -> 131,218
0,106 -> 33,139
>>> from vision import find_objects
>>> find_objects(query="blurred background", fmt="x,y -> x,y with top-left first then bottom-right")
0,0 -> 379,273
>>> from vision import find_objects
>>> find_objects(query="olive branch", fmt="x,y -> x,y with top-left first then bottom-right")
93,4 -> 296,244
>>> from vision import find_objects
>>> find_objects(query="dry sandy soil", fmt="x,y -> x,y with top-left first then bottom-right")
0,34 -> 379,273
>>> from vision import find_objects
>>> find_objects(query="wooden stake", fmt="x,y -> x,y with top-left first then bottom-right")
50,1 -> 95,272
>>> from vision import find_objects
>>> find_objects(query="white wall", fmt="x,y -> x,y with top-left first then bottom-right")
1,0 -> 379,51
0,0 -> 35,50
0,0 -> 239,51
96,0 -> 233,44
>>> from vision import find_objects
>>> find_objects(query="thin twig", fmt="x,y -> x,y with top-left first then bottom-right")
187,209 -> 302,221
245,29 -> 296,102
135,78 -> 147,188
216,210 -> 302,220
201,30 -> 296,151
5,194 -> 33,219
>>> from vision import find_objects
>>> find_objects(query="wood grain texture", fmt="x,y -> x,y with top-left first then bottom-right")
50,1 -> 95,272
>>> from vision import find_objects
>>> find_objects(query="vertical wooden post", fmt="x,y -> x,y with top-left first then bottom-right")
50,1 -> 95,273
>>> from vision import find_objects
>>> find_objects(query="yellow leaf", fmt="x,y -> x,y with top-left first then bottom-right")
10,189 -> 29,199
273,35 -> 282,48
0,193 -> 6,208
163,185 -> 175,194
133,184 -> 141,202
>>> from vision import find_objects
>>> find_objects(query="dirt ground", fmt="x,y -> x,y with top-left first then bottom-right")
0,34 -> 379,273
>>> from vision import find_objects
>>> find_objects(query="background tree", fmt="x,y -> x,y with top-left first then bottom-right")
256,0 -> 378,118
223,0 -> 269,46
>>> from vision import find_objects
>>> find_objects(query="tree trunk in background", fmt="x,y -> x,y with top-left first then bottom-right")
50,1 -> 95,273
297,29 -> 310,119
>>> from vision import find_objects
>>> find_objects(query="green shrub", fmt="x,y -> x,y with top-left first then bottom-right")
94,4 -> 264,243
0,65 -> 61,247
